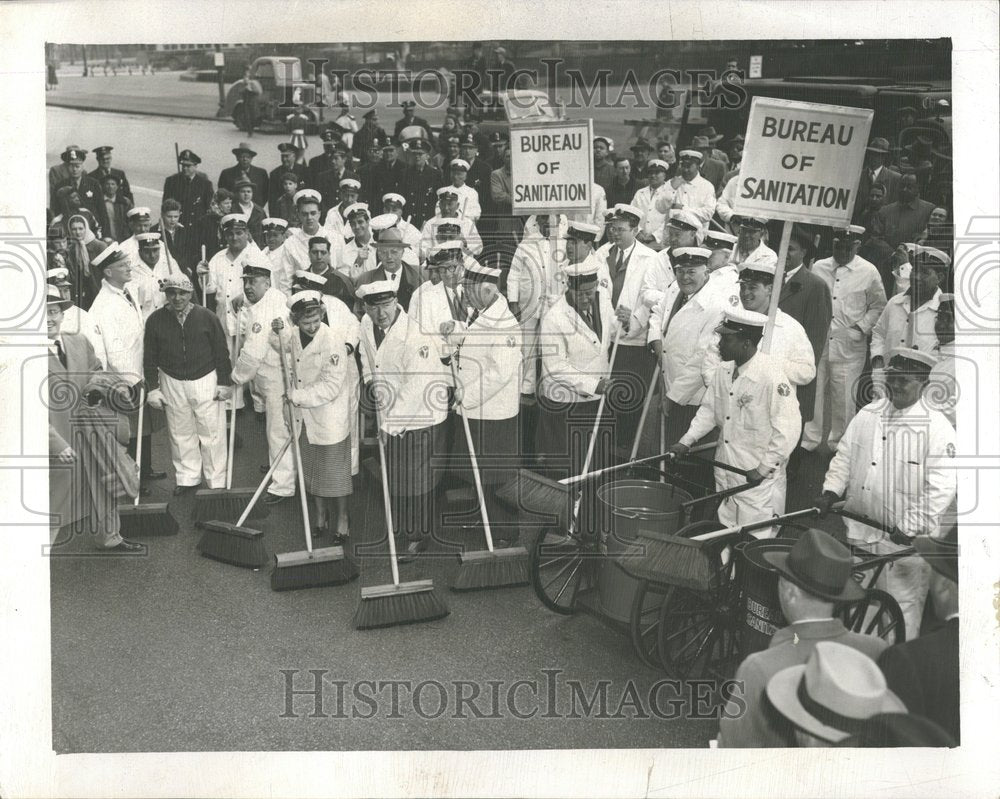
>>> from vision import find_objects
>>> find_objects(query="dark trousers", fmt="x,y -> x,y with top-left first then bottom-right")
127,434 -> 153,476
663,403 -> 715,496
609,345 -> 656,459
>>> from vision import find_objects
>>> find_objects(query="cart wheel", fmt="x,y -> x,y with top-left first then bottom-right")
656,520 -> 742,680
836,588 -> 906,645
628,579 -> 669,668
529,527 -> 599,615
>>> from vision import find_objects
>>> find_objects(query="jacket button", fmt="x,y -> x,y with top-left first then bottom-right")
871,461 -> 877,466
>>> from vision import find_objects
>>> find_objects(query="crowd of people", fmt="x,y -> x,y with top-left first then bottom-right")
45,93 -> 959,746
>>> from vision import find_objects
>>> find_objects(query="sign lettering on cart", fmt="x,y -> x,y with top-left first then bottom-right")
511,119 -> 594,216
733,97 -> 874,227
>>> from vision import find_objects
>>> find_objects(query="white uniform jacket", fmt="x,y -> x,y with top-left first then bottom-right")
89,280 -> 144,382
823,399 -> 957,543
538,290 -> 618,403
434,185 -> 482,222
359,308 -> 449,435
338,235 -> 378,283
506,232 -> 565,323
231,287 -> 289,390
632,184 -> 668,243
263,241 -> 296,297
870,288 -> 941,361
408,280 -> 464,382
452,294 -> 522,421
595,239 -> 659,347
653,174 -> 718,229
206,244 -> 267,339
271,322 -> 351,445
811,255 -> 888,362
565,183 -> 608,241
128,257 -> 169,321
639,248 -> 676,315
418,215 -> 483,261
716,175 -> 739,224
680,352 -> 801,475
705,309 -> 816,388
649,282 -> 734,406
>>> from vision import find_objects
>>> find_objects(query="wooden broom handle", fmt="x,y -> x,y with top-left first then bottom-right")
450,360 -> 494,552
225,326 -> 240,490
133,385 -> 145,507
280,336 -> 314,554
235,437 -> 292,526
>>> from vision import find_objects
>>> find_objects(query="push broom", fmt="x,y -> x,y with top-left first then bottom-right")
195,438 -> 287,569
353,344 -> 449,629
193,327 -> 268,522
119,386 -> 178,536
449,362 -> 529,592
270,339 -> 357,591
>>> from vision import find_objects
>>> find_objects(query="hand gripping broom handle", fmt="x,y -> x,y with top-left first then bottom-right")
450,360 -> 494,552
569,327 -> 623,531
279,335 -> 314,555
133,385 -> 146,507
560,440 -> 717,487
628,362 -> 661,462
362,339 -> 400,587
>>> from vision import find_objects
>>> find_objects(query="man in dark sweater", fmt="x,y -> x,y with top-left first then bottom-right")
143,274 -> 233,495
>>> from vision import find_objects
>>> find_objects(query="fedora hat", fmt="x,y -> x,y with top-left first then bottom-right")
232,142 -> 257,157
866,137 -> 891,154
689,135 -> 712,149
762,528 -> 865,601
914,526 -> 958,583
699,126 -> 724,144
766,641 -> 906,743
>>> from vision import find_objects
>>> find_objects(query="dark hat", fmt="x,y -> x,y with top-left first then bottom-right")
401,100 -> 416,110
363,109 -> 378,120
47,223 -> 66,239
762,528 -> 865,601
93,145 -> 114,156
905,136 -> 934,157
277,142 -> 299,153
566,221 -> 602,243
220,213 -> 249,231
886,348 -> 937,375
789,224 -> 816,251
320,128 -> 341,143
98,171 -> 120,185
406,138 -> 432,153
177,149 -> 201,164
232,142 -> 257,157
60,146 -> 88,163
630,137 -> 651,151
699,126 -> 724,144
428,241 -> 464,265
832,224 -> 866,242
233,178 -> 255,190
866,137 -> 891,154
459,133 -> 477,147
914,527 -> 958,584
835,713 -> 957,748
732,214 -> 769,230
436,221 -> 461,236
463,261 -> 501,284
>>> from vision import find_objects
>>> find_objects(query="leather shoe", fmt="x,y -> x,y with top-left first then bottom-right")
264,492 -> 288,505
172,484 -> 201,496
142,470 -> 168,481
105,540 -> 144,553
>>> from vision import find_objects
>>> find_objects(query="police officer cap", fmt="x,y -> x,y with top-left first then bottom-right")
369,213 -> 400,233
671,247 -> 712,268
566,221 -> 601,242
357,280 -> 397,304
403,136 -> 432,153
460,134 -> 477,147
47,267 -> 71,285
704,230 -> 738,249
293,269 -> 327,288
127,206 -> 152,219
160,274 -> 194,293
613,204 -> 643,225
886,347 -> 938,373
450,158 -> 471,171
667,209 -> 701,231
60,146 -> 88,163
833,224 -> 866,241
401,100 -> 416,110
136,232 -> 162,247
92,242 -> 128,270
343,202 -> 370,221
93,145 -> 113,156
382,192 -> 406,206
645,159 -> 670,173
437,186 -> 460,198
463,261 -> 501,284
564,259 -> 601,289
339,177 -> 361,190
177,149 -> 201,164
717,307 -> 768,337
294,188 -> 322,206
287,289 -> 324,313
262,217 -> 289,231
733,214 -> 769,229
428,241 -> 464,265
277,142 -> 299,153
221,213 -> 249,230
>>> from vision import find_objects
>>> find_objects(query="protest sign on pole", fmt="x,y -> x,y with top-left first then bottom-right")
733,97 -> 873,351
510,118 -> 593,216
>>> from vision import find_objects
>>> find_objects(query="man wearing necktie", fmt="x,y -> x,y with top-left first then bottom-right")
53,147 -> 103,219
47,285 -> 144,553
89,241 -> 166,484
354,225 -> 424,313
162,149 -> 215,230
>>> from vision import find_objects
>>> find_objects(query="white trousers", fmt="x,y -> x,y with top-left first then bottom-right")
519,316 -> 540,395
717,467 -> 787,540
256,368 -> 297,497
850,536 -> 932,641
801,346 -> 866,451
159,371 -> 227,488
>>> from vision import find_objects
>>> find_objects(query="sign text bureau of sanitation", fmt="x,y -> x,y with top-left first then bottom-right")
734,97 -> 874,226
511,119 -> 594,216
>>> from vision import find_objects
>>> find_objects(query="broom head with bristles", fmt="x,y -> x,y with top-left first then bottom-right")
451,546 -> 530,591
270,546 -> 359,591
495,469 -> 570,528
118,503 -> 179,536
617,528 -> 724,592
196,520 -> 268,569
191,488 -> 269,523
352,579 -> 449,630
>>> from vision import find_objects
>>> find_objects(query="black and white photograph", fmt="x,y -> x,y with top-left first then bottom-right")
1,2 -> 998,797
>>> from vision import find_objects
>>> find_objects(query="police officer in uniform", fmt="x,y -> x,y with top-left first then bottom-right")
268,142 -> 308,214
357,280 -> 449,561
163,149 -> 214,230
400,136 -> 443,228
669,307 -> 801,537
90,145 -> 133,204
231,261 -> 297,503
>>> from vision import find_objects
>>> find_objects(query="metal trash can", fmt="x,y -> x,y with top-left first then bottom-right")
595,479 -> 692,624
738,537 -> 797,655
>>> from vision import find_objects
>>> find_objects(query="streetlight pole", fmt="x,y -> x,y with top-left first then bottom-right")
81,44 -> 88,77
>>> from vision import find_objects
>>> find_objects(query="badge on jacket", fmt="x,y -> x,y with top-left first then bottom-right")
946,442 -> 955,457
331,353 -> 340,366
418,345 -> 429,358
252,322 -> 262,334
777,383 -> 790,397
506,335 -> 517,347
